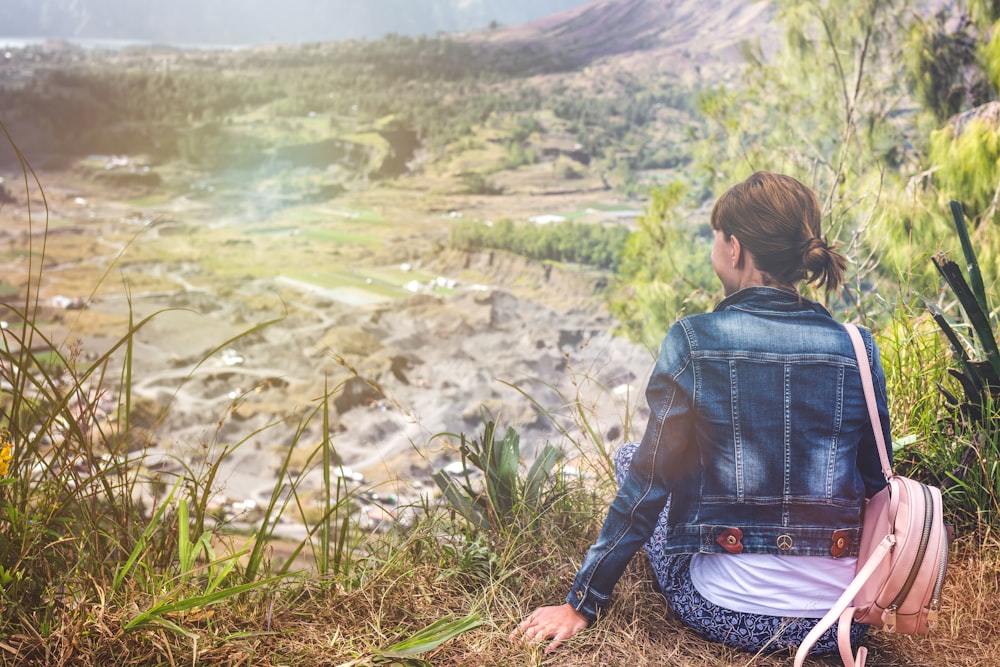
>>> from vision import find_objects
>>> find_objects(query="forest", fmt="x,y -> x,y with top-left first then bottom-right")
0,34 -> 691,167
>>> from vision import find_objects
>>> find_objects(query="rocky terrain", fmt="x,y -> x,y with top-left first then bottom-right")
0,155 -> 657,536
121,247 -> 654,521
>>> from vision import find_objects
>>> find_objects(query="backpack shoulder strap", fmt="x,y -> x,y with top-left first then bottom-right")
793,323 -> 894,667
844,323 -> 893,479
793,535 -> 893,666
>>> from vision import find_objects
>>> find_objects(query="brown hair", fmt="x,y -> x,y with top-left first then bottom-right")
710,171 -> 846,291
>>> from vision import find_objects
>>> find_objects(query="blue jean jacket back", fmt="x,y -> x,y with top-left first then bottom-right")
567,287 -> 892,622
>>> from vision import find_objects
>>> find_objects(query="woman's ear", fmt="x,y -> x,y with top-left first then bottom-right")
730,235 -> 743,268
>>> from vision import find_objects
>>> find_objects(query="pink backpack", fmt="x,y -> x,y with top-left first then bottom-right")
794,324 -> 949,667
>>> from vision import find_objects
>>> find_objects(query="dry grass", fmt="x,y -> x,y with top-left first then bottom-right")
266,534 -> 994,667
3,505 -> 993,667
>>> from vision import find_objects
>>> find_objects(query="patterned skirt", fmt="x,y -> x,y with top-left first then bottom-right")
613,441 -> 867,655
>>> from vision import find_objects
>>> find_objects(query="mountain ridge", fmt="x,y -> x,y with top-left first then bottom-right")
475,0 -> 776,74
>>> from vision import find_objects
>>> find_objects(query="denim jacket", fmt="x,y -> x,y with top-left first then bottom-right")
567,287 -> 892,623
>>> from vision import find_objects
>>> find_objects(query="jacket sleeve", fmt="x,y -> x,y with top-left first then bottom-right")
856,328 -> 893,498
565,323 -> 696,622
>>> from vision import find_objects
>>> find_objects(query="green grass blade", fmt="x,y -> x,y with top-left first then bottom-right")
320,376 -> 332,575
333,511 -> 350,578
124,575 -> 287,633
380,614 -> 484,658
177,497 -> 191,573
431,470 -> 488,530
493,426 -> 520,516
243,403 -> 323,582
203,548 -> 244,596
523,443 -> 563,507
112,479 -> 181,592
129,615 -> 196,639
950,200 -> 988,315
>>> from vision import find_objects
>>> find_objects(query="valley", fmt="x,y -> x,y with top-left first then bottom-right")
0,0 -> 772,528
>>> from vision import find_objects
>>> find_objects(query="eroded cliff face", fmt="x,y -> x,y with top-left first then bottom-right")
374,128 -> 421,179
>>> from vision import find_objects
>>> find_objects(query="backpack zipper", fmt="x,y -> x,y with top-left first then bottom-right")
925,507 -> 950,629
884,482 -> 934,631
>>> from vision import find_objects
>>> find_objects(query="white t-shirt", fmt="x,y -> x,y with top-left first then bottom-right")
689,553 -> 856,617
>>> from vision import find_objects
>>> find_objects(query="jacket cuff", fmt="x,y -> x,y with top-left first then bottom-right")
565,583 -> 607,624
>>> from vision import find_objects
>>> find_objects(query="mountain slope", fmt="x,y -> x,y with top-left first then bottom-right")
476,0 -> 776,74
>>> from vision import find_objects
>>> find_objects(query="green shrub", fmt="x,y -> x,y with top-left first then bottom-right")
449,218 -> 630,271
904,201 -> 1000,532
431,418 -> 564,536
609,181 -> 718,347
458,171 -> 503,195
929,119 -> 1000,222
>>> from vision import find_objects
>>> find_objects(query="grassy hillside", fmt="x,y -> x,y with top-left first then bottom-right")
2,0 -> 1000,664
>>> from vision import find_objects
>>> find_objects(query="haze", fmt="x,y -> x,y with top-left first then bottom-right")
1,0 -> 593,45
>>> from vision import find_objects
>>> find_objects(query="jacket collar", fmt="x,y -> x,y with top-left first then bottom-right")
713,286 -> 832,316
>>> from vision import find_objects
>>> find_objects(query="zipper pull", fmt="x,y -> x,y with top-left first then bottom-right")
884,605 -> 897,632
926,599 -> 941,629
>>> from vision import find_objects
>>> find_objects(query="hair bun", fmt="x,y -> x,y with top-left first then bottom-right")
800,237 -> 829,268
799,235 -> 847,290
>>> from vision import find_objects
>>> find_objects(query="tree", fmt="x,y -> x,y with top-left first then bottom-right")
610,182 -> 717,347
695,0 -> 918,305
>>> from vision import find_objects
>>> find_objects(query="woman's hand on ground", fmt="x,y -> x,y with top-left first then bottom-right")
509,603 -> 590,653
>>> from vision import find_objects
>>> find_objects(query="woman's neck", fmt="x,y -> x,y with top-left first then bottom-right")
727,271 -> 796,296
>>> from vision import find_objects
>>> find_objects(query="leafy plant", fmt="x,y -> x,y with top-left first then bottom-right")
921,200 -> 1000,528
241,385 -> 366,583
0,123 -> 159,627
120,490 -> 286,637
431,418 -> 562,534
0,121 -> 370,653
926,201 -> 1000,421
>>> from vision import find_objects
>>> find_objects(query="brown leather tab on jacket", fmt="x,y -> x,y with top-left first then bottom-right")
716,527 -> 744,554
830,529 -> 850,557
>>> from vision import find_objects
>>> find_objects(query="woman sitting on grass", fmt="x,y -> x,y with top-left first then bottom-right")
511,171 -> 892,656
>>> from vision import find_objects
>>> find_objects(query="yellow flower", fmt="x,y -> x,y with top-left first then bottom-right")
0,443 -> 12,477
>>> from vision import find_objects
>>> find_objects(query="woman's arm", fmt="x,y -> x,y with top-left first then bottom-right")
565,324 -> 695,620
513,324 -> 696,650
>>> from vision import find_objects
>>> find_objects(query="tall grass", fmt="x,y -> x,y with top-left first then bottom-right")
0,124 -> 489,664
887,202 -> 1000,535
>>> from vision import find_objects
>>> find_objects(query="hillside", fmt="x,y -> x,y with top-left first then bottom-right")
4,1 -> 1000,666
0,0 -> 777,175
478,0 -> 776,75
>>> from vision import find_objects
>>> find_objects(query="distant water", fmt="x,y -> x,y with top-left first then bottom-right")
0,36 -> 248,51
